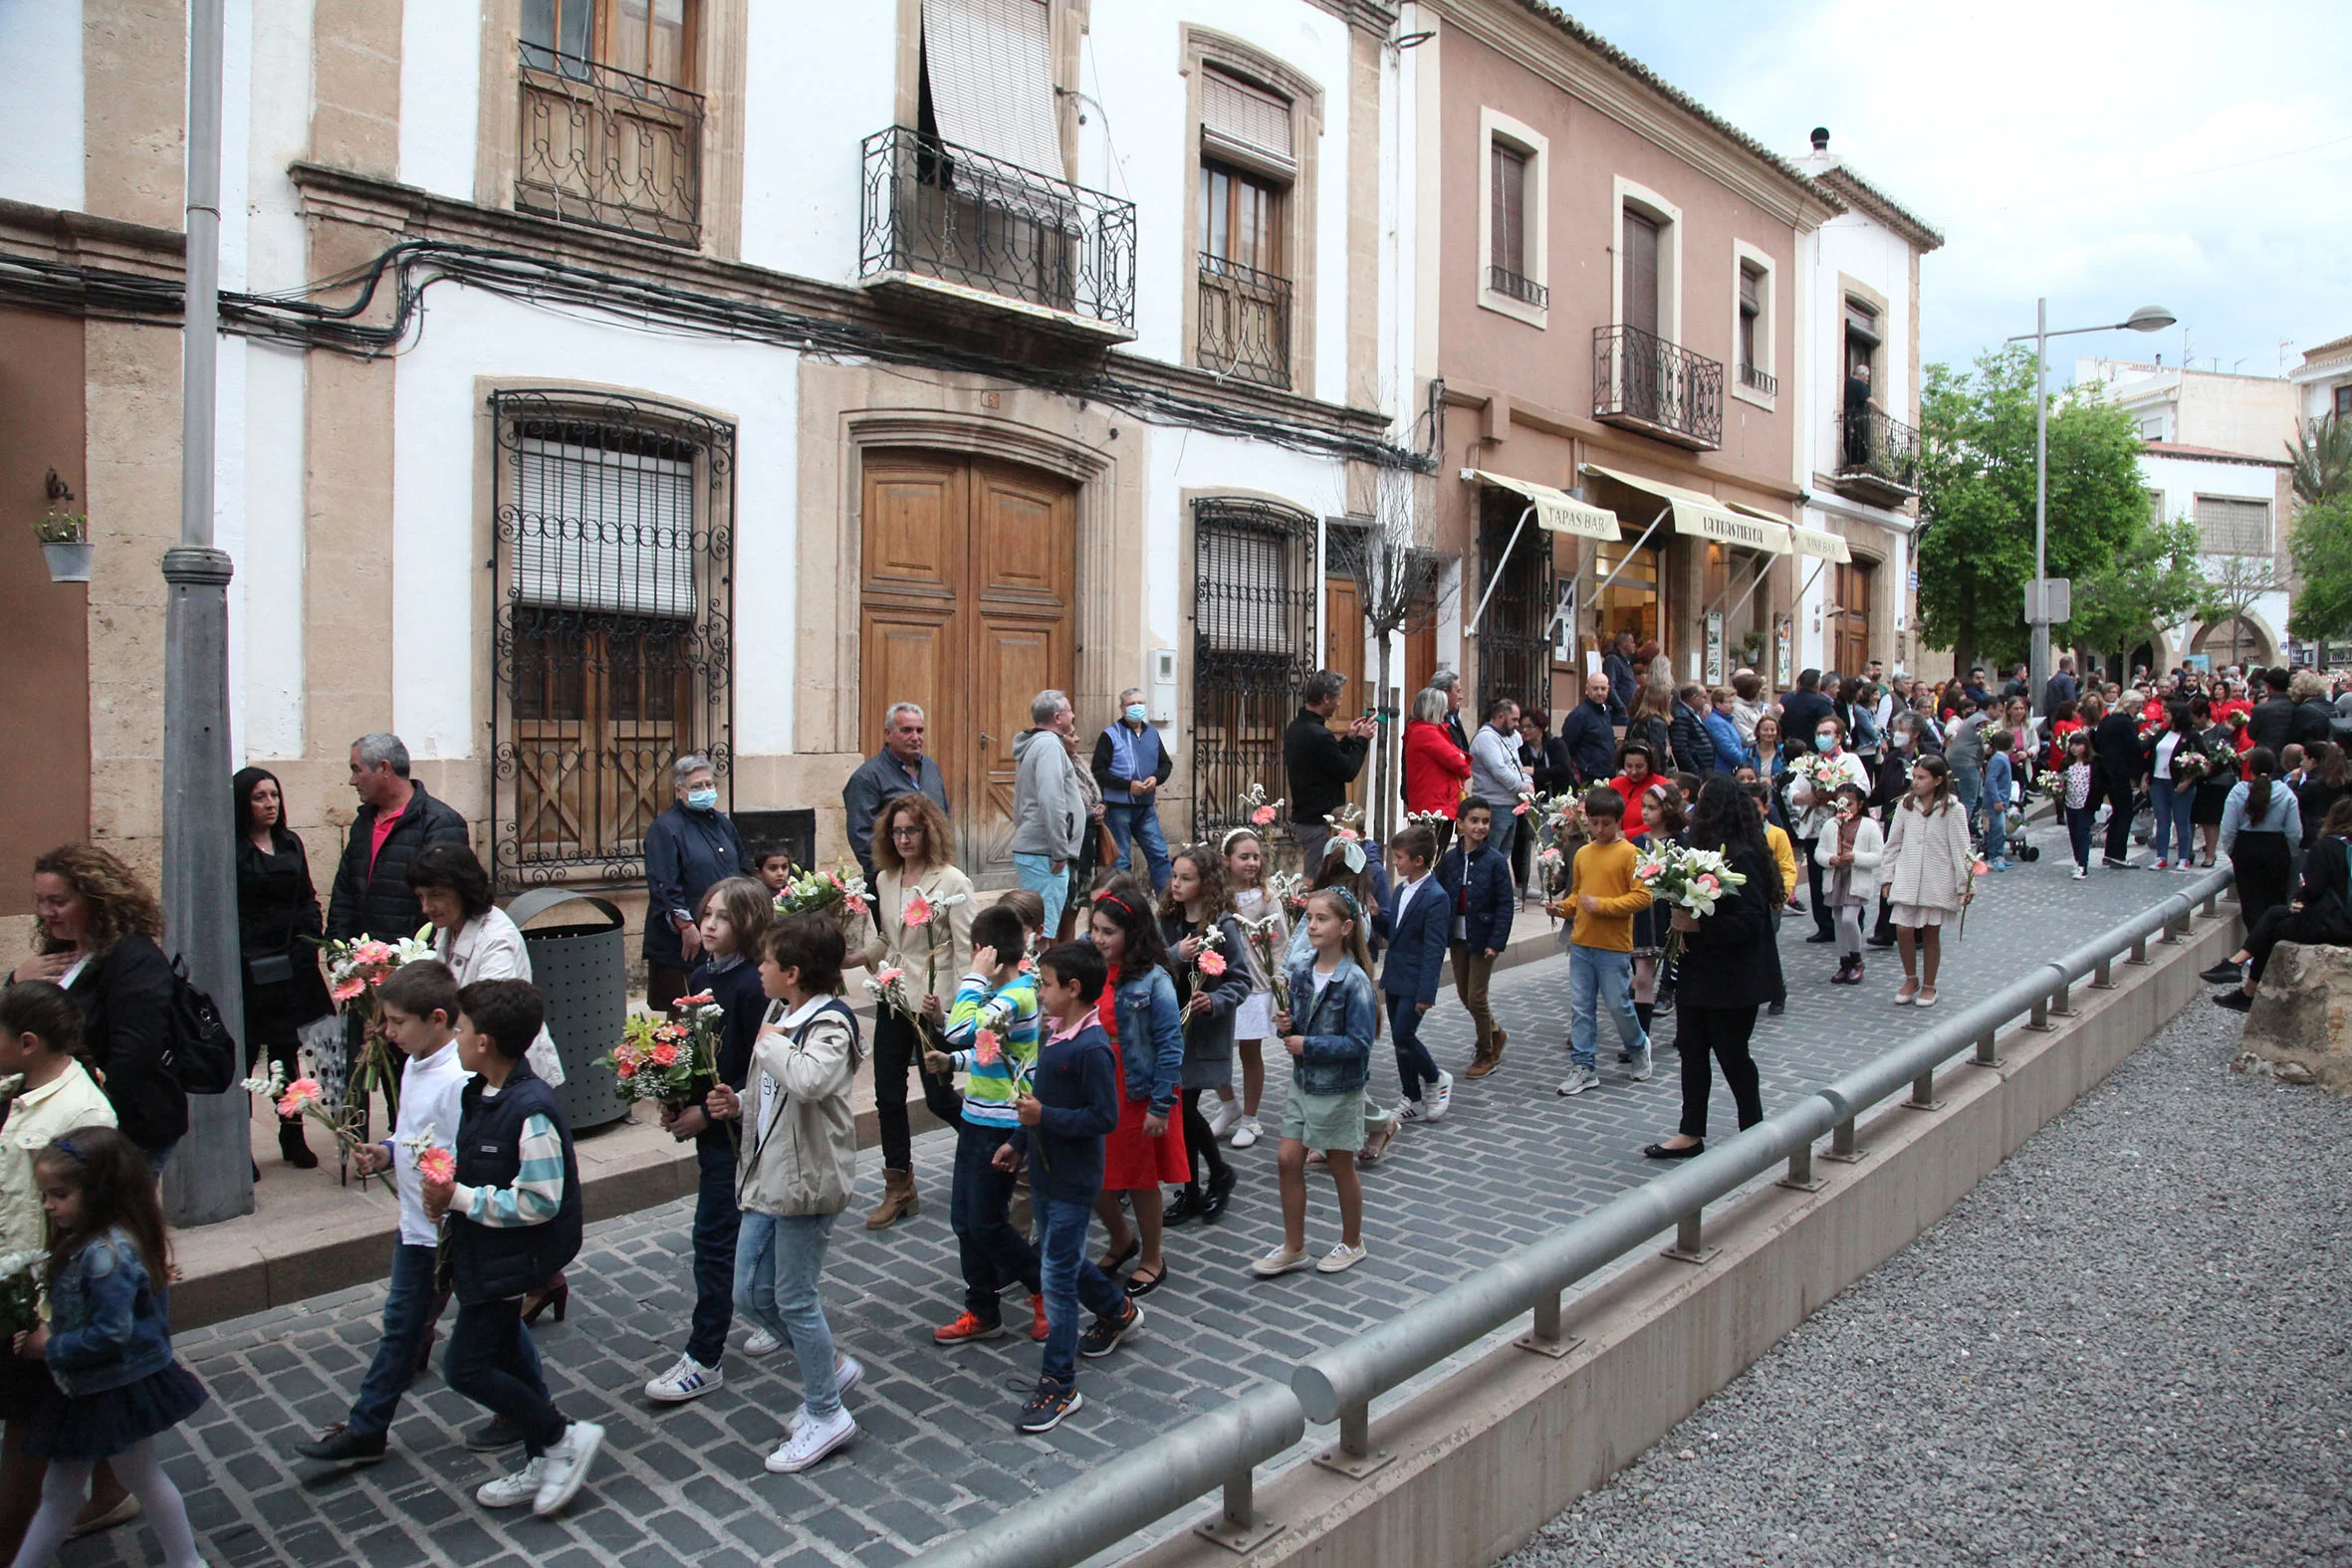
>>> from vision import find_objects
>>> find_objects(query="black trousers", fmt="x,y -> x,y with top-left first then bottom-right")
1180,1088 -> 1231,1196
1677,1004 -> 1764,1141
2101,774 -> 2138,862
1799,839 -> 1835,939
2230,831 -> 2295,935
873,1008 -> 963,1173
2245,903 -> 2351,985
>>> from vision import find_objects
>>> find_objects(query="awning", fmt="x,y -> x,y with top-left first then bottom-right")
1788,522 -> 1853,562
1461,468 -> 1621,543
1581,463 -> 1791,555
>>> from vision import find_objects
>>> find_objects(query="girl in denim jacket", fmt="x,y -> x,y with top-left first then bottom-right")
1085,879 -> 1187,1297
10,1128 -> 205,1568
1251,889 -> 1379,1278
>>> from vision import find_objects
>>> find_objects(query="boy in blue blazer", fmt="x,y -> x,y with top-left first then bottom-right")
1436,798 -> 1515,1077
1375,822 -> 1453,1123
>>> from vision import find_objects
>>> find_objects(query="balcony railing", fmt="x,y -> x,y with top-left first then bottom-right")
1836,405 -> 1922,498
1592,324 -> 1724,450
1196,254 -> 1294,389
1739,361 -> 1778,397
1487,264 -> 1547,311
516,46 -> 702,247
859,126 -> 1137,334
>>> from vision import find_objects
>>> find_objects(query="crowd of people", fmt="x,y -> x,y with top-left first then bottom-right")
6,646 -> 2348,1559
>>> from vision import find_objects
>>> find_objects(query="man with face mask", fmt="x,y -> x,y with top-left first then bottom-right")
1091,687 -> 1175,891
642,753 -> 757,1011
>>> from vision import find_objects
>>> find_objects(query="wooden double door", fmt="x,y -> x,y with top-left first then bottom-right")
1830,559 -> 1876,678
859,450 -> 1076,878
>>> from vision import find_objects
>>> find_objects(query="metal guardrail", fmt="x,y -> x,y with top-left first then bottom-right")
910,866 -> 2234,1568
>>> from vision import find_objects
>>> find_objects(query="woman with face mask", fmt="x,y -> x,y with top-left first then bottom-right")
1786,717 -> 1871,946
643,754 -> 759,1013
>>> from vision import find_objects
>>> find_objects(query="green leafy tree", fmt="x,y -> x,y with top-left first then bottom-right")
2289,493 -> 2352,642
1915,345 -> 2152,670
2071,518 -> 2208,661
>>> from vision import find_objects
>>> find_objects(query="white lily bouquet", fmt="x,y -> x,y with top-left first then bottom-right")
1633,843 -> 1748,963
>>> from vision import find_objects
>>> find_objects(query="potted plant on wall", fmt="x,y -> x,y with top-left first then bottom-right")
34,509 -> 91,582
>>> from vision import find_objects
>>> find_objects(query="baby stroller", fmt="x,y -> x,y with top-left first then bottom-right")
2005,799 -> 2041,862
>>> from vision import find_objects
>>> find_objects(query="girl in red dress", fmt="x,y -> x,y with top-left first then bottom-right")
1086,879 -> 1188,1297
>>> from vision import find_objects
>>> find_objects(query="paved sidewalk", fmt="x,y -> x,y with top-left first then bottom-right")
68,855 -> 2199,1568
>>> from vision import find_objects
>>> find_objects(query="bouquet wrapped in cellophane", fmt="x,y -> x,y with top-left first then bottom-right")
1634,842 -> 1748,963
601,994 -> 725,1112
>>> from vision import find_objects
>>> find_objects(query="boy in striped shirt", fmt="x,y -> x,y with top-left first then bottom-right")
923,904 -> 1045,1344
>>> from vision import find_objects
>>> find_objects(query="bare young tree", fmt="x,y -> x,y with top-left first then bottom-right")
1339,471 -> 1448,841
2196,550 -> 2283,669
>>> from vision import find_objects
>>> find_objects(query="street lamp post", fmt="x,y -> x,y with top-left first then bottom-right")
2008,301 -> 2176,715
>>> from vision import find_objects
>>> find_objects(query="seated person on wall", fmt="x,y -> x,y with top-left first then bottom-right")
2209,796 -> 2352,1012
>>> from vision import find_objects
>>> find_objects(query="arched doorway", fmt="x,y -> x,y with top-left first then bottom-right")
2194,616 -> 2275,671
859,449 -> 1077,877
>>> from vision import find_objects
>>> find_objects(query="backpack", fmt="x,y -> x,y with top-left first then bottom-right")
162,956 -> 239,1095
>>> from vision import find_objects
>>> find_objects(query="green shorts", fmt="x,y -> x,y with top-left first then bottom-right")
1283,1086 -> 1369,1154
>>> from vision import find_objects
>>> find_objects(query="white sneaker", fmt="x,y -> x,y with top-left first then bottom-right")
766,1404 -> 856,1473
644,1353 -> 723,1404
1629,1048 -> 1653,1083
1229,1116 -> 1262,1149
1556,1066 -> 1600,1096
476,1456 -> 554,1509
1393,1097 -> 1421,1123
2071,866 -> 2088,880
1205,1099 -> 1238,1140
1426,1070 -> 1454,1123
532,1421 -> 604,1517
743,1327 -> 783,1358
1315,1241 -> 1369,1273
786,1356 -> 864,1435
1250,1245 -> 1315,1277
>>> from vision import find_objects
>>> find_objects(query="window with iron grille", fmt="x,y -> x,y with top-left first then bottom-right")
1196,69 -> 1295,388
517,0 -> 704,246
491,391 -> 734,890
1192,499 -> 1317,841
2194,494 -> 2270,557
1487,141 -> 1543,308
1477,485 -> 1552,717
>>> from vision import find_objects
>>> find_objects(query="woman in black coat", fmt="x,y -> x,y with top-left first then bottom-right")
14,844 -> 187,1168
1643,777 -> 1783,1160
234,767 -> 334,1168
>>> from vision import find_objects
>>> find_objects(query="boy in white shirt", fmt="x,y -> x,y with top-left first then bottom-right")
295,960 -> 473,1467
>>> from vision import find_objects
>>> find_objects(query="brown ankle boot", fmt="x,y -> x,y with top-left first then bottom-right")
1463,1044 -> 1499,1079
866,1167 -> 919,1230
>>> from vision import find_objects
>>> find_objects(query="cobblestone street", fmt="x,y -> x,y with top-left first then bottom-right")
81,853 -> 2200,1568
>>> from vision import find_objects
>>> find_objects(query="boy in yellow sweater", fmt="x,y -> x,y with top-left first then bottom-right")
1546,788 -> 1653,1096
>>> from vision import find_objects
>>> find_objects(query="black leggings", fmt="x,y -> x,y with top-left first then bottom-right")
1800,840 -> 1835,938
1677,1004 -> 1764,1141
872,1008 -> 963,1173
2244,903 -> 2350,985
2231,831 -> 2295,933
1180,1088 -> 1230,1195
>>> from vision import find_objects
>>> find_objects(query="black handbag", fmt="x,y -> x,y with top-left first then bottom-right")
244,951 -> 294,988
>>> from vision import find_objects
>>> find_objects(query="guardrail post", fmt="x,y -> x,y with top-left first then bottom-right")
1821,1118 -> 1866,1164
1661,1208 -> 1719,1264
2048,980 -> 2075,1017
2090,957 -> 2115,990
2026,996 -> 2052,1031
2126,937 -> 2150,966
1777,1139 -> 1825,1192
1973,1028 -> 2002,1068
1193,1465 -> 1284,1554
2200,889 -> 2220,920
1516,1289 -> 1583,1360
1314,1404 -> 1393,1480
1904,1065 -> 1944,1111
2161,911 -> 2188,945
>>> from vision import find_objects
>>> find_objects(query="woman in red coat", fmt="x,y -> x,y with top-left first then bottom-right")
1403,687 -> 1472,853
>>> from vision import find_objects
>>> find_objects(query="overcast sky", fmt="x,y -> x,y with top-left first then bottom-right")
1548,0 -> 2352,384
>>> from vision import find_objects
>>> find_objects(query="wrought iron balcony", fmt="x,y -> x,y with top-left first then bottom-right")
1592,324 -> 1724,450
859,126 -> 1136,337
1487,264 -> 1547,311
516,46 -> 702,247
1834,405 -> 1922,503
1196,254 -> 1294,389
1739,362 -> 1778,397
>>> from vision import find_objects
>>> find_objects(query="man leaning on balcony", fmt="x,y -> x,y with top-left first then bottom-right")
844,702 -> 952,884
1843,360 -> 1879,471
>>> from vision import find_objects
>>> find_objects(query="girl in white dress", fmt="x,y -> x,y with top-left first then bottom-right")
1214,828 -> 1285,1150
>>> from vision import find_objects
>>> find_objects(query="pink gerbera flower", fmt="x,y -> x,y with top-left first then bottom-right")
649,1042 -> 679,1067
415,1148 -> 456,1184
1251,804 -> 1278,826
1197,950 -> 1227,977
276,1077 -> 323,1118
974,1029 -> 1002,1067
901,890 -> 936,928
331,977 -> 366,1005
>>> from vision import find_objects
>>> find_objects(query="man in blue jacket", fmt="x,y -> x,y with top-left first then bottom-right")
1089,687 -> 1174,891
1376,822 -> 1454,1124
1557,673 -> 1620,786
1436,800 -> 1515,1078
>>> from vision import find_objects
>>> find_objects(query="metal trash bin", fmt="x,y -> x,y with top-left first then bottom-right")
505,889 -> 629,1132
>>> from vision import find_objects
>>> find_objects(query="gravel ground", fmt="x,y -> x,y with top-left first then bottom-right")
1504,1002 -> 2352,1568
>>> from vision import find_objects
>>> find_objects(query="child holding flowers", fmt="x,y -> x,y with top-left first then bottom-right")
1215,827 -> 1283,1150
0,984 -> 115,1556
921,905 -> 1046,1347
295,961 -> 473,1467
1158,847 -> 1251,1227
1250,888 -> 1379,1277
1815,783 -> 1884,987
1880,754 -> 1977,1008
704,916 -> 865,1474
1085,880 -> 1187,1297
9,1127 -> 206,1568
642,876 -> 773,1406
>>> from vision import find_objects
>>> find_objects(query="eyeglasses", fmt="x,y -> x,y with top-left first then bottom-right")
889,825 -> 926,840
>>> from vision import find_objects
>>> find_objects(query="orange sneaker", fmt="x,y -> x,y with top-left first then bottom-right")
1030,1293 -> 1051,1343
932,1310 -> 1007,1346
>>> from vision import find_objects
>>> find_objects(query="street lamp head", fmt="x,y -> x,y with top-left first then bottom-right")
2123,306 -> 2177,334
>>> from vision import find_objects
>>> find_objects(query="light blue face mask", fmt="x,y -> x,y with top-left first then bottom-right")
685,786 -> 719,811
1124,704 -> 1149,726
1814,734 -> 1838,754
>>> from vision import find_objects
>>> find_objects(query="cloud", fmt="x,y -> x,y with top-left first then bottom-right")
1554,0 -> 2352,380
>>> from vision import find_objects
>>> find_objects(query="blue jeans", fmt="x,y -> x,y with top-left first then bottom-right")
1953,767 -> 1984,826
445,1296 -> 567,1457
1103,800 -> 1172,891
950,1123 -> 1039,1320
2150,779 -> 2195,863
1038,1194 -> 1130,1388
1983,794 -> 2009,863
1014,852 -> 1069,939
1568,945 -> 1645,1069
734,1211 -> 841,1419
1387,994 -> 1440,1103
686,1139 -> 741,1366
348,1242 -> 439,1439
2066,804 -> 2097,869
